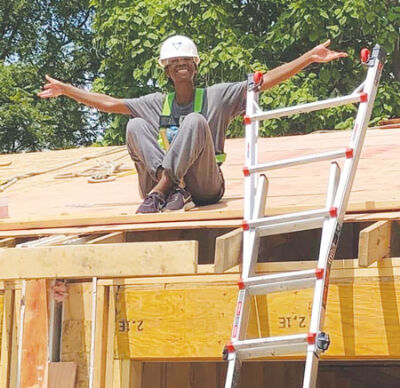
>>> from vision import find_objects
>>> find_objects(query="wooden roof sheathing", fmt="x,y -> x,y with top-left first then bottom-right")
0,128 -> 399,231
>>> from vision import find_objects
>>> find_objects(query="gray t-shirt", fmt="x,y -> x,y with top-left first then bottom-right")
124,81 -> 247,154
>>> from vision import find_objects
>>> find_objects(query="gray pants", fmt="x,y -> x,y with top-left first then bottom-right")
126,112 -> 224,205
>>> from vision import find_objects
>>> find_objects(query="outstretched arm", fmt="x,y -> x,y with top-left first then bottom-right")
260,40 -> 347,91
37,75 -> 131,115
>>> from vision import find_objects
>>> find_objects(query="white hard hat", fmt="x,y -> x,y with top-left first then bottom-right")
159,35 -> 200,68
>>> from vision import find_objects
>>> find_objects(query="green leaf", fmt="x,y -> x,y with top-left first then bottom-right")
366,12 -> 375,24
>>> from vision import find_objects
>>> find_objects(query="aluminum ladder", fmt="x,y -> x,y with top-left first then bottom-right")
223,45 -> 385,388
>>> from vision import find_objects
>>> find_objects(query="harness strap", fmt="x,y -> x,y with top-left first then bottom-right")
158,88 -> 226,164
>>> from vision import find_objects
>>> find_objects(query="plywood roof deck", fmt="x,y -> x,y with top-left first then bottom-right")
0,127 -> 399,232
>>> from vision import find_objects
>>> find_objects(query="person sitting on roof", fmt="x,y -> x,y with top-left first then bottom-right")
38,36 -> 347,214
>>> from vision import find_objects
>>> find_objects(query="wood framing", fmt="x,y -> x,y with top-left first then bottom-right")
358,220 -> 392,266
54,257 -> 400,388
214,228 -> 242,273
0,241 -> 199,280
0,289 -> 13,388
20,279 -> 49,388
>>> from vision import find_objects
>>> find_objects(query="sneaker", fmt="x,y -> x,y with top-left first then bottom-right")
136,192 -> 166,214
163,187 -> 195,212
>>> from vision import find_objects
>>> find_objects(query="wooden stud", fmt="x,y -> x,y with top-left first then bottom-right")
0,289 -> 14,388
9,288 -> 20,388
0,241 -> 198,280
112,360 -> 132,388
105,286 -> 117,388
359,220 -> 392,267
94,285 -> 109,388
20,279 -> 49,388
214,228 -> 242,273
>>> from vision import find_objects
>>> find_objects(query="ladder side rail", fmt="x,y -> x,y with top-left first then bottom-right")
303,46 -> 384,388
226,177 -> 268,348
313,46 -> 383,330
250,93 -> 365,122
325,162 -> 341,209
244,88 -> 259,221
225,83 -> 263,388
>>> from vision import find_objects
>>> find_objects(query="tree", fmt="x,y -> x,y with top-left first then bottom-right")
90,0 -> 400,142
0,0 -> 101,152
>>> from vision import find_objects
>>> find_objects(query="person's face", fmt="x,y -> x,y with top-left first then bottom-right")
165,57 -> 197,84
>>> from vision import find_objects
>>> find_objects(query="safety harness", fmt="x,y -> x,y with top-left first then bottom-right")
158,89 -> 226,164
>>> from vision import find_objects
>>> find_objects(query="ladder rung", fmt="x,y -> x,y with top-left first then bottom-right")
244,207 -> 337,231
257,217 -> 325,237
238,269 -> 323,295
243,148 -> 353,176
229,333 -> 312,359
247,93 -> 367,122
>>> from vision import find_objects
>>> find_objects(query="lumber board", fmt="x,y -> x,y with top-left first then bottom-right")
0,219 -> 242,239
105,286 -> 117,388
97,257 -> 400,286
0,291 -> 11,388
112,275 -> 400,360
47,362 -> 77,388
58,258 -> 400,385
60,283 -> 91,388
358,220 -> 392,267
2,200 -> 400,232
87,231 -> 126,244
0,241 -> 198,280
93,285 -> 108,388
2,129 -> 400,232
9,289 -> 20,388
214,228 -> 242,273
0,212 -> 398,240
20,279 -> 48,388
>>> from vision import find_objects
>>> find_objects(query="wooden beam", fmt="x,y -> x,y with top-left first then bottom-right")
359,220 -> 391,267
0,219 -> 242,239
214,228 -> 242,273
47,362 -> 77,388
0,210 -> 244,232
0,241 -> 198,280
20,279 -> 48,388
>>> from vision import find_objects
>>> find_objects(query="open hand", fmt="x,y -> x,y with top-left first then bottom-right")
37,75 -> 66,98
311,40 -> 347,63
